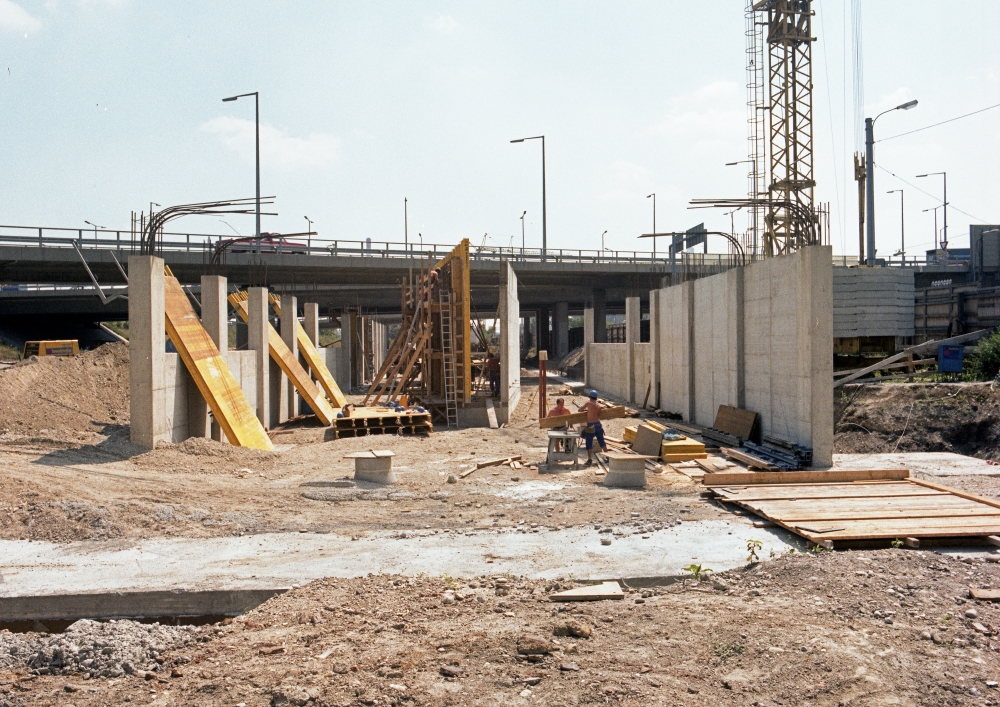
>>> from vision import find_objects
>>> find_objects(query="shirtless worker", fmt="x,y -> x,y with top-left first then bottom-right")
581,389 -> 607,465
547,397 -> 571,451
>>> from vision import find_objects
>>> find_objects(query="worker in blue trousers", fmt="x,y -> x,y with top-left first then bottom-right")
581,389 -> 607,466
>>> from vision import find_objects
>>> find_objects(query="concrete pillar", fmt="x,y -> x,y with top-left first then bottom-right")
650,290 -> 660,410
625,296 -> 641,403
554,301 -> 569,359
537,306 -> 550,357
304,302 -> 320,346
583,308 -> 594,387
339,312 -> 353,390
128,256 -> 165,450
281,295 -> 298,420
593,289 -> 607,343
199,275 -> 227,441
247,287 -> 270,429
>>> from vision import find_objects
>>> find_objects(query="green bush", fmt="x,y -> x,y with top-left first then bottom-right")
965,328 -> 1000,381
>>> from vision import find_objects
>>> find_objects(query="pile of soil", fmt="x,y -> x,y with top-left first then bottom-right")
0,343 -> 128,445
835,382 -> 1000,459
3,549 -> 999,706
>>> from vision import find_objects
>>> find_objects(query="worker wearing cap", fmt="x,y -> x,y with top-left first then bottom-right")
580,390 -> 607,465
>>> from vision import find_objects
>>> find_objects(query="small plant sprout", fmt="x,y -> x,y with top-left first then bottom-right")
683,564 -> 713,581
890,538 -> 905,549
746,539 -> 763,564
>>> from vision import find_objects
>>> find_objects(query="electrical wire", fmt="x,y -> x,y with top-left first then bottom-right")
875,163 -> 991,223
878,102 -> 1000,143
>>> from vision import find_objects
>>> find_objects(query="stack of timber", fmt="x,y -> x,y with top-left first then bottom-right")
740,439 -> 812,471
329,407 -> 433,439
703,469 -> 1000,548
623,421 -> 707,463
700,405 -> 761,448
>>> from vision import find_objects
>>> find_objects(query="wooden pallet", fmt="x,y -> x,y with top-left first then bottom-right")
708,477 -> 1000,547
330,408 -> 433,439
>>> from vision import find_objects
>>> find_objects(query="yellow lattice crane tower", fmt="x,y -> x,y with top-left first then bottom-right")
751,0 -> 817,256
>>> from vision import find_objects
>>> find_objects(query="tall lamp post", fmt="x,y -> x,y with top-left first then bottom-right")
520,210 -> 527,255
601,229 -> 608,254
916,171 -> 948,249
923,205 -> 943,250
510,135 -> 546,261
865,99 -> 918,265
647,193 -> 656,258
886,190 -> 904,262
84,220 -> 105,243
222,92 -> 261,241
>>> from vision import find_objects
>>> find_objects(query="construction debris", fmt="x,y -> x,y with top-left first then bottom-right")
550,581 -> 624,602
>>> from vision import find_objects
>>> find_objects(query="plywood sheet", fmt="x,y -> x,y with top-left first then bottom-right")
163,275 -> 272,451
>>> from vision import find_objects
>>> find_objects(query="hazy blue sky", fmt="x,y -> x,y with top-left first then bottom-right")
0,1 -> 997,258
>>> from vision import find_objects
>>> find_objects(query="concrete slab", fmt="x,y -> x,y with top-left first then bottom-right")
0,520 -> 796,600
832,452 -> 1000,477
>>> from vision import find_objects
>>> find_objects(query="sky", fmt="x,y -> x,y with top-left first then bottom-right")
0,0 -> 997,258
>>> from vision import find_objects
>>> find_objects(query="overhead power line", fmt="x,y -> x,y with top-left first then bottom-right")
875,163 -> 991,223
878,102 -> 1000,142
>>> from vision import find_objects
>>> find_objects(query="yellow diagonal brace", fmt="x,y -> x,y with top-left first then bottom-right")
163,274 -> 272,450
228,292 -> 336,426
268,294 -> 348,408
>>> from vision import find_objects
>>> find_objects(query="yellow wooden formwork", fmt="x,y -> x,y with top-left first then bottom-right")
227,292 -> 337,426
267,293 -> 348,408
162,271 -> 272,451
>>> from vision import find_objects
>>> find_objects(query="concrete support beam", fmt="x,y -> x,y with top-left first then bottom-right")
280,295 -> 297,420
625,296 -> 641,403
592,289 -> 607,343
537,306 -> 550,357
498,261 -> 521,424
649,291 -> 660,410
303,302 -> 320,346
339,312 -> 353,390
247,287 -> 270,429
583,308 -> 594,387
199,275 -> 228,441
128,256 -> 165,450
554,301 -> 569,359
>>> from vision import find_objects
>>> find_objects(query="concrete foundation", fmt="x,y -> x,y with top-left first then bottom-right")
349,451 -> 397,485
603,454 -> 647,488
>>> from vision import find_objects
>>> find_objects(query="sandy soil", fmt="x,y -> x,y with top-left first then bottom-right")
4,549 -> 1000,706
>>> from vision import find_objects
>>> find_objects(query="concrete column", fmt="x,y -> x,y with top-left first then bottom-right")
583,308 -> 594,386
650,290 -> 660,410
625,296 -> 641,402
593,289 -> 607,343
303,302 -> 320,346
554,301 -> 569,359
537,306 -> 550,357
128,256 -> 165,450
339,312 -> 353,390
281,295 -> 298,420
198,275 -> 227,441
247,287 -> 270,429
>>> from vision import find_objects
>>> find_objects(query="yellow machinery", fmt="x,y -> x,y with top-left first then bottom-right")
23,340 -> 79,357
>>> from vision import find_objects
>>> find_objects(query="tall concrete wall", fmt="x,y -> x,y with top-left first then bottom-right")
498,261 -> 521,424
832,267 -> 914,338
586,246 -> 834,466
163,352 -> 258,444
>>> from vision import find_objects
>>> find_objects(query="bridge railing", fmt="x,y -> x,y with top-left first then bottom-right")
0,224 -> 937,268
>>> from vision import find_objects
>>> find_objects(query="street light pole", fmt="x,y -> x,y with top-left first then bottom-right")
510,136 -> 546,261
922,206 -> 942,251
647,193 -> 656,258
520,210 -> 527,255
865,99 -> 918,266
887,190 -> 904,262
601,229 -> 608,253
304,215 -> 312,252
917,172 -> 948,250
222,92 -> 260,241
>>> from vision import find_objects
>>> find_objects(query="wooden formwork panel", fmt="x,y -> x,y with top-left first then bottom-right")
229,294 -> 336,426
710,478 -> 1000,544
163,273 -> 272,451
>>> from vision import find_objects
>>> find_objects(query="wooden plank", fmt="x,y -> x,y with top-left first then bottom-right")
772,516 -> 1000,541
539,406 -> 627,429
229,295 -> 336,426
703,469 -> 910,486
268,295 -> 348,408
632,424 -> 663,456
713,483 -> 947,502
970,588 -> 1000,600
742,505 -> 1000,523
485,398 -> 499,429
742,494 -> 989,515
909,478 -> 1000,511
719,447 -> 780,471
713,405 -> 758,440
164,275 -> 272,451
473,455 -> 522,471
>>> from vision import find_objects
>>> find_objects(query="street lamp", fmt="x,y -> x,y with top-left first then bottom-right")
404,198 -> 408,251
84,220 -> 105,243
647,193 -> 656,258
865,99 -> 918,265
510,135 -> 546,261
601,229 -> 608,253
922,205 -> 943,250
520,210 -> 527,254
916,172 -> 948,249
723,208 -> 742,257
887,190 -> 904,262
222,92 -> 261,240
304,215 -> 313,252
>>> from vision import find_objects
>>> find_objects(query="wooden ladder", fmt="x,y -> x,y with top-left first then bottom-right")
439,289 -> 459,428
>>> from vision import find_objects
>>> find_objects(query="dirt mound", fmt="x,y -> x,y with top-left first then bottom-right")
131,436 -> 278,475
0,343 -> 129,444
835,382 -> 1000,458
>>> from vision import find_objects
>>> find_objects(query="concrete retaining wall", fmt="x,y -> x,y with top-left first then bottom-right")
692,269 -> 741,426
633,343 -> 653,407
163,352 -> 258,444
586,343 -> 629,400
832,268 -> 914,337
